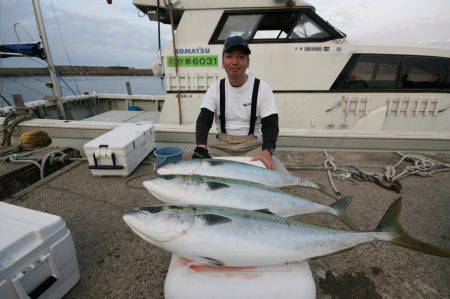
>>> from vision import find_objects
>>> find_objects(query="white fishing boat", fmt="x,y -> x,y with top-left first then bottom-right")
1,2 -> 449,298
1,0 -> 450,152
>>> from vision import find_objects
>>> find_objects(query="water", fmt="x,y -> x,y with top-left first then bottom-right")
0,75 -> 165,106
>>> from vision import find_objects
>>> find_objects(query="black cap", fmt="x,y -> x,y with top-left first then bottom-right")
223,36 -> 251,55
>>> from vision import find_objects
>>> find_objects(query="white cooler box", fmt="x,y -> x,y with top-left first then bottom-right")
0,202 -> 80,299
84,123 -> 155,176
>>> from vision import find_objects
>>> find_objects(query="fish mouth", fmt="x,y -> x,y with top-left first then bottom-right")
123,212 -> 172,243
142,181 -> 186,204
123,210 -> 194,243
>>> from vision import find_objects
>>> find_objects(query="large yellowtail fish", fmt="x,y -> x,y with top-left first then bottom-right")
144,175 -> 358,230
157,159 -> 337,198
123,199 -> 449,267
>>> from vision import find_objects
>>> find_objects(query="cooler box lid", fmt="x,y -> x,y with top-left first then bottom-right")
84,122 -> 154,151
0,202 -> 65,272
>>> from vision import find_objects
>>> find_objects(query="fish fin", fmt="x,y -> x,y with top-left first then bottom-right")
200,214 -> 232,225
316,182 -> 339,200
206,159 -> 225,166
196,256 -> 226,266
376,198 -> 450,258
254,208 -> 275,215
330,196 -> 360,231
296,177 -> 338,200
206,181 -> 230,190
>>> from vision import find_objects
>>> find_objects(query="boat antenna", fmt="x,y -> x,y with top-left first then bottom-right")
168,0 -> 182,124
157,0 -> 162,68
31,0 -> 66,119
156,0 -> 164,89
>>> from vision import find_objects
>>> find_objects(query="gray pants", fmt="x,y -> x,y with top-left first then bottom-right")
209,133 -> 289,174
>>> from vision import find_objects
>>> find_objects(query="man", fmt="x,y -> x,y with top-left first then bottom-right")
192,36 -> 285,171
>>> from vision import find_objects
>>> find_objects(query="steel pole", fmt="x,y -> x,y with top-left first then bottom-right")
32,0 -> 66,119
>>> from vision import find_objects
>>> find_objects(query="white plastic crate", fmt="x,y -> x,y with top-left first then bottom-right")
0,202 -> 80,299
84,122 -> 155,176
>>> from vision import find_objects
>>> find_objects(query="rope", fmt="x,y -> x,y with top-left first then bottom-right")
20,131 -> 52,149
5,77 -> 50,97
323,150 -> 341,195
7,150 -> 76,179
40,151 -> 65,179
56,74 -> 77,95
13,23 -> 36,43
1,108 -> 33,147
385,152 -> 450,182
0,92 -> 12,106
50,0 -> 81,94
8,153 -> 42,174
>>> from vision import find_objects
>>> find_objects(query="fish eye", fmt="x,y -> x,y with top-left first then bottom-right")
139,206 -> 163,214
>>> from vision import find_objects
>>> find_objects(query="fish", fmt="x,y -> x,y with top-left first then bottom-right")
143,175 -> 358,230
123,199 -> 450,267
156,159 -> 336,199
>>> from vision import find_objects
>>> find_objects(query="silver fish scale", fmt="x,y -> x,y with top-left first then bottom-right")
172,205 -> 391,264
195,159 -> 301,187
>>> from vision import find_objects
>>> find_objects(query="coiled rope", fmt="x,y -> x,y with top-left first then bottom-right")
385,152 -> 450,181
286,151 -> 450,194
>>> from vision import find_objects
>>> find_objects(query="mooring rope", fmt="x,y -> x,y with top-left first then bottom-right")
287,151 -> 449,193
323,150 -> 341,195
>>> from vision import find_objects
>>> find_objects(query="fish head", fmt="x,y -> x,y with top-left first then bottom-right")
123,205 -> 195,243
143,175 -> 193,203
156,160 -> 201,175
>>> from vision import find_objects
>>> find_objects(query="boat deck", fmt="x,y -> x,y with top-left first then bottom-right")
4,150 -> 450,298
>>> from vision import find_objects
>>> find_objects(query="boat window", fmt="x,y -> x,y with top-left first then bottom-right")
447,62 -> 450,88
341,55 -> 402,89
289,14 -> 330,39
210,9 -> 345,44
253,12 -> 300,40
218,15 -> 262,41
400,57 -> 447,89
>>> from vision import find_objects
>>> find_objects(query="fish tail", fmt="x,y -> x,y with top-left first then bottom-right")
316,182 -> 339,200
330,196 -> 360,231
376,198 -> 450,258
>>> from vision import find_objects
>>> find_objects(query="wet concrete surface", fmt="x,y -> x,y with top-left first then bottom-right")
4,151 -> 450,298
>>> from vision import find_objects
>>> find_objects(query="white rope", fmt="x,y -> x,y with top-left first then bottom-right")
8,154 -> 42,174
323,150 -> 341,195
385,152 -> 450,182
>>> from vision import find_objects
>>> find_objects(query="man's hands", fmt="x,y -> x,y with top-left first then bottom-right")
192,145 -> 211,159
251,149 -> 273,169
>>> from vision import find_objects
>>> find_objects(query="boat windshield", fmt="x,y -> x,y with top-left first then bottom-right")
211,9 -> 341,43
289,14 -> 330,39
218,15 -> 262,40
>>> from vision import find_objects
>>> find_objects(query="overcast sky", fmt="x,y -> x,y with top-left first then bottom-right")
1,0 -> 449,68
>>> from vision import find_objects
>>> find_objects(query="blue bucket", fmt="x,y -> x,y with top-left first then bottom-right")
128,106 -> 144,111
154,146 -> 184,168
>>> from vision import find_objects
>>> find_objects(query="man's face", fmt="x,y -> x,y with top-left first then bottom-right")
222,48 -> 249,79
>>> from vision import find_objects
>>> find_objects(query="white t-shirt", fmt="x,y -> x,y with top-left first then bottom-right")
200,75 -> 277,137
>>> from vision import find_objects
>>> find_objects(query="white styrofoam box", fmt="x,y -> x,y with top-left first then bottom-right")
0,202 -> 80,299
84,122 -> 155,176
164,255 -> 316,299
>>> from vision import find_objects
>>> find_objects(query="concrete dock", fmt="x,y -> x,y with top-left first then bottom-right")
4,151 -> 450,298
